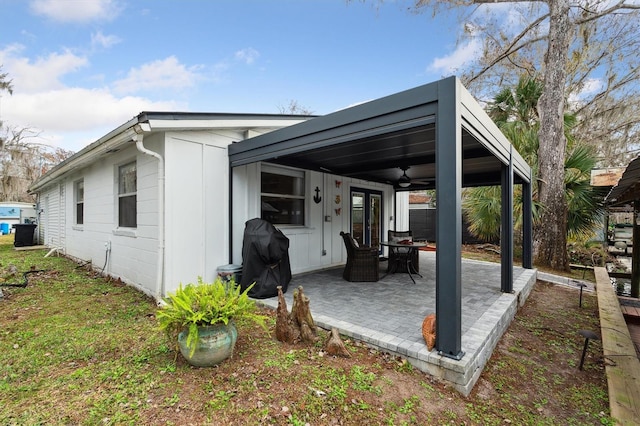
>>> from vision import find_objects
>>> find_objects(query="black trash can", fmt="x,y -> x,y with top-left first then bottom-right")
12,223 -> 37,247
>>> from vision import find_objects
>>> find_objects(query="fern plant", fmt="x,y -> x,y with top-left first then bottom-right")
156,277 -> 267,356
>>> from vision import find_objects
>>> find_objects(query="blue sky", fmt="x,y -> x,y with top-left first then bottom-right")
0,0 -> 480,152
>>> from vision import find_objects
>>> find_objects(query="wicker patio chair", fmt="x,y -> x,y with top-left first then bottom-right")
340,232 -> 380,282
387,230 -> 419,273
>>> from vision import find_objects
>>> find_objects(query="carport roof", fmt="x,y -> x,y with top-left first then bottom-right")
229,76 -> 531,189
605,155 -> 640,207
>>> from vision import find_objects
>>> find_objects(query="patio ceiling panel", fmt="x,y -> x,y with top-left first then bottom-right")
229,78 -> 531,190
228,83 -> 440,167
268,123 -> 439,185
459,89 -> 531,184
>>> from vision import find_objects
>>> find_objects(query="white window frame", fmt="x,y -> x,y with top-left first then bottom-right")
260,164 -> 307,227
74,179 -> 84,225
117,161 -> 137,229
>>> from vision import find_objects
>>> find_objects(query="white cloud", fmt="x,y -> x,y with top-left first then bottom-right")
30,0 -> 122,23
578,78 -> 604,96
3,88 -> 181,151
91,31 -> 121,49
1,45 -> 88,93
112,56 -> 200,94
235,48 -> 260,65
569,77 -> 604,105
427,38 -> 483,76
0,46 -> 187,152
0,43 -> 25,62
476,2 -> 523,26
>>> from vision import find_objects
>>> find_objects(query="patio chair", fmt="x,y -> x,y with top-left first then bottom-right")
340,232 -> 380,282
387,230 -> 419,273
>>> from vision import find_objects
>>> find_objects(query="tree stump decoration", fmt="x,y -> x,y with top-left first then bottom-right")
275,286 -> 297,343
291,286 -> 316,333
324,327 -> 351,358
275,285 -> 318,344
422,314 -> 436,351
299,322 -> 317,343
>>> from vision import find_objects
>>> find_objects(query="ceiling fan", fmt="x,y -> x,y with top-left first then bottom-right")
398,166 -> 412,188
397,166 -> 435,188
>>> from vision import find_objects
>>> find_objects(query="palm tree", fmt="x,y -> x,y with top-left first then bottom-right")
463,76 -> 603,244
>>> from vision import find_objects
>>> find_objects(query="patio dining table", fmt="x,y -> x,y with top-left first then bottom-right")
380,240 -> 425,284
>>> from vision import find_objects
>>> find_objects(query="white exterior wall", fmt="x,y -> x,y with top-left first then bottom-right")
39,139 -> 162,297
163,129 -> 244,294
34,122 -> 396,298
39,184 -> 65,248
231,163 -> 395,275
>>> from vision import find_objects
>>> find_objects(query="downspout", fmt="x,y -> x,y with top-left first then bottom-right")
133,123 -> 165,300
228,162 -> 233,264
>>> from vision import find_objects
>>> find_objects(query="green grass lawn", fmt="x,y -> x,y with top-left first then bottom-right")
0,234 -> 611,425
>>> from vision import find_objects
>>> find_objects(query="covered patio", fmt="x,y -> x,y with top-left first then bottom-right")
259,252 -> 537,395
229,76 -> 535,394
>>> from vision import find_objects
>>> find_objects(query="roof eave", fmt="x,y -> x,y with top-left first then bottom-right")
29,116 -> 141,193
28,112 -> 314,194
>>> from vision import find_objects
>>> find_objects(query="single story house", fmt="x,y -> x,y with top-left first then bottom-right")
29,76 -> 533,360
29,113 -> 345,295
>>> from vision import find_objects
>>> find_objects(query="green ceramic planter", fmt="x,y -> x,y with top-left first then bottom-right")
178,322 -> 238,367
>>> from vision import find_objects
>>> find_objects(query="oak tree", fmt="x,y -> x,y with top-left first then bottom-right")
412,0 -> 640,270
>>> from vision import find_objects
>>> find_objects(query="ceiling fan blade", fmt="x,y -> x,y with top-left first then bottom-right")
412,178 -> 435,184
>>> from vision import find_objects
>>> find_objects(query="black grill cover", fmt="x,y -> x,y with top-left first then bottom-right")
240,218 -> 291,298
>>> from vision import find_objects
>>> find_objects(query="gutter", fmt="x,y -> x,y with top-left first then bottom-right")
29,117 -> 140,193
28,113 -> 311,195
133,123 -> 166,300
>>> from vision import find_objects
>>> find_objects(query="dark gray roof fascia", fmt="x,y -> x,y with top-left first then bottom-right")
605,155 -> 640,206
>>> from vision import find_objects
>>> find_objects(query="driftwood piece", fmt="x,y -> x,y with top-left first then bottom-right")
422,314 -> 436,351
324,327 -> 351,358
274,285 -> 317,344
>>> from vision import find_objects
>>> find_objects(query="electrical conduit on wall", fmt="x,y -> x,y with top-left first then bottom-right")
134,123 -> 165,300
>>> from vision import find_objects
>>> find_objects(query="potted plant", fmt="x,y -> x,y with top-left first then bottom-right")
157,277 -> 267,367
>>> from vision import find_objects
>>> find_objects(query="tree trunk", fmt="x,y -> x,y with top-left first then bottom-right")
632,202 -> 640,298
534,0 -> 571,271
